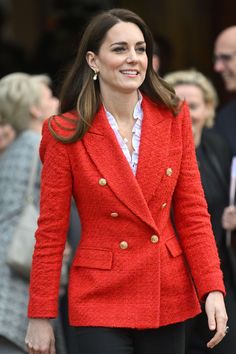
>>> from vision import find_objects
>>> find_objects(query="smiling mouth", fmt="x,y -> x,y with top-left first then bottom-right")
120,70 -> 139,76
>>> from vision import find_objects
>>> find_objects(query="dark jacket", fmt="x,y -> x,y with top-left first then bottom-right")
215,98 -> 236,156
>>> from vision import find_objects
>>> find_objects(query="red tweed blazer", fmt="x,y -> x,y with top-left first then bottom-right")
28,95 -> 225,329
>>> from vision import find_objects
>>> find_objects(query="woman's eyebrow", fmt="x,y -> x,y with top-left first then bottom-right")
110,41 -> 128,47
110,41 -> 146,47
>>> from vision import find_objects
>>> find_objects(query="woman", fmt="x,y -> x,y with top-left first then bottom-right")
164,69 -> 236,354
25,9 -> 228,354
0,73 -> 59,353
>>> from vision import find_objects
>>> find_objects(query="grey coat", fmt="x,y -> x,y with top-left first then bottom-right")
0,131 -> 41,351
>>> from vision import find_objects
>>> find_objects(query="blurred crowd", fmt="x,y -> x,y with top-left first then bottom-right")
0,2 -> 236,354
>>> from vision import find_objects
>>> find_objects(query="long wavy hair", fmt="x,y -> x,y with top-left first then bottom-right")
50,8 -> 179,143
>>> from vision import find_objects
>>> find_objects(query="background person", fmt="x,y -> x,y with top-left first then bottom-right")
213,26 -> 236,156
164,69 -> 236,354
0,73 -> 60,354
25,9 -> 227,354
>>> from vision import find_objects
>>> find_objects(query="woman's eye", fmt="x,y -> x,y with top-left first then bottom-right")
112,46 -> 146,53
189,104 -> 198,110
136,47 -> 146,53
113,47 -> 126,52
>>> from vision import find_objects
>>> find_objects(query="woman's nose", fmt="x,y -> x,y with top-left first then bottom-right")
126,49 -> 137,63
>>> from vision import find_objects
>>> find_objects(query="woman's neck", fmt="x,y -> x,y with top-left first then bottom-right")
101,90 -> 139,124
28,119 -> 43,134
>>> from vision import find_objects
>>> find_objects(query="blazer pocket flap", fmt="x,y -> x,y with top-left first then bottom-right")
165,237 -> 183,257
73,247 -> 113,270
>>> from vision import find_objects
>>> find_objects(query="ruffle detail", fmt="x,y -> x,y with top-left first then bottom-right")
104,95 -> 143,175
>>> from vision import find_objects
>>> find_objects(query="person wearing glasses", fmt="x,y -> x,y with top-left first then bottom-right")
165,69 -> 236,354
214,26 -> 236,274
213,26 -> 236,156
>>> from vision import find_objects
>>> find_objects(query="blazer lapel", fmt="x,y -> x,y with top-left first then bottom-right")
82,105 -> 157,231
136,97 -> 173,203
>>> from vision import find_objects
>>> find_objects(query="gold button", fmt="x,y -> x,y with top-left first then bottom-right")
111,212 -> 119,218
120,241 -> 128,249
161,202 -> 167,209
99,178 -> 107,186
166,168 -> 173,176
151,235 -> 159,243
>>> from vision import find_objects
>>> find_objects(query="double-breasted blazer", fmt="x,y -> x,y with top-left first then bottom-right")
28,95 -> 225,329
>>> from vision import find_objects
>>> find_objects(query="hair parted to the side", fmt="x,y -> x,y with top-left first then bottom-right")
0,72 -> 51,133
164,69 -> 218,128
51,8 -> 180,143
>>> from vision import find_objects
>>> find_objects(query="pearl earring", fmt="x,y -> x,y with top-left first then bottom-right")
93,70 -> 98,81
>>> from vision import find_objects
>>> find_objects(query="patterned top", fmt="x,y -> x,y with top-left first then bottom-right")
104,94 -> 143,175
0,131 -> 41,350
0,130 -> 66,353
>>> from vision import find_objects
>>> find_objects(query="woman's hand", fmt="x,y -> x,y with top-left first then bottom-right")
222,205 -> 236,231
25,318 -> 55,354
205,291 -> 228,349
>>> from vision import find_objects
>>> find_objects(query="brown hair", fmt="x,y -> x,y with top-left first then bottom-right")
50,8 -> 179,143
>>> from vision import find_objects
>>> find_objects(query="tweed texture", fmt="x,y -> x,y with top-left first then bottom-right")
28,96 -> 225,329
0,131 -> 41,351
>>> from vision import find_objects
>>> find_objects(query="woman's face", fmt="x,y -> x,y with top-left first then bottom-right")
38,83 -> 59,120
174,84 -> 210,136
87,21 -> 148,96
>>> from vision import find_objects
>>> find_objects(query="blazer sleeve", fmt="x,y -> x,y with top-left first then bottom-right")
28,120 -> 72,318
172,102 -> 225,301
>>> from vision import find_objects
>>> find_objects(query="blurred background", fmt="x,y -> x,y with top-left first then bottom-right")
1,0 -> 236,106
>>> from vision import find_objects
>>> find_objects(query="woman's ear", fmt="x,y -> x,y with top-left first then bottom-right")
30,104 -> 42,120
86,51 -> 98,72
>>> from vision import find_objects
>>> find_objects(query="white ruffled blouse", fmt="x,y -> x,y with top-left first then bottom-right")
104,94 -> 143,175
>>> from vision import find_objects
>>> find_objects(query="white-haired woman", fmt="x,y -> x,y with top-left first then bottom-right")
0,73 -> 59,353
165,69 -> 236,354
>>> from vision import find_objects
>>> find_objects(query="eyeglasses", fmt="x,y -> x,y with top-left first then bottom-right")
213,51 -> 236,64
